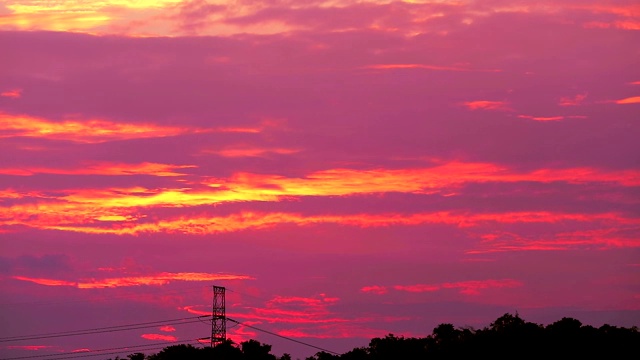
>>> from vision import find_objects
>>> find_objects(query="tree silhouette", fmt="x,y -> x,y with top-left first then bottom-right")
120,314 -> 639,360
241,339 -> 277,360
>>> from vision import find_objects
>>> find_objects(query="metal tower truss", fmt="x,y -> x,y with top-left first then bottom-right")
211,285 -> 226,348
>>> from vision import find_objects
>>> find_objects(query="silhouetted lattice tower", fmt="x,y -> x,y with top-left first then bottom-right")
211,285 -> 226,348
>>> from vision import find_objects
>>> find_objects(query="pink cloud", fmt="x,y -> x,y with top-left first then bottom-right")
0,89 -> 21,98
365,64 -> 500,72
6,345 -> 53,351
18,209 -> 637,237
13,272 -> 253,289
462,100 -> 511,111
360,285 -> 388,295
393,284 -> 441,293
141,334 -> 177,342
159,325 -> 176,332
469,227 -> 640,254
615,96 -> 640,104
394,279 -> 523,295
0,162 -> 195,177
559,93 -> 588,106
518,115 -> 565,121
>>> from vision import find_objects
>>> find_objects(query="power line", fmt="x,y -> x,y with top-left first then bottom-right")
226,318 -> 340,355
0,316 -> 210,343
1,338 -> 192,360
0,341 -> 202,360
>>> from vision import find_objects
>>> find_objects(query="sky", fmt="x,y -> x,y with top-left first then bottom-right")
1,0 -> 639,358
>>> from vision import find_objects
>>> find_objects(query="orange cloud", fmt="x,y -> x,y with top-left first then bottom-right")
0,113 -> 213,143
13,272 -> 253,289
13,276 -> 77,287
583,20 -> 640,30
2,0 -> 638,37
559,93 -> 588,106
204,147 -> 301,158
394,279 -> 523,295
141,334 -> 177,342
518,114 -> 565,121
6,345 -> 53,351
462,100 -> 510,111
615,96 -> 640,104
469,227 -> 640,254
228,294 -> 353,327
3,161 -> 639,233
0,162 -> 195,177
0,89 -> 22,98
360,285 -> 388,295
365,64 -> 500,72
32,210 -> 640,236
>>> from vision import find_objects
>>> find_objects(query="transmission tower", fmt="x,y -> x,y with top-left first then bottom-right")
211,285 -> 226,348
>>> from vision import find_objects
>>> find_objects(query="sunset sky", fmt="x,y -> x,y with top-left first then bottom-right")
1,0 -> 639,358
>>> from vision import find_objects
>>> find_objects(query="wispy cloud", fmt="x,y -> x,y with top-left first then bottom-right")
0,162 -> 196,177
517,115 -> 565,121
0,89 -> 22,98
394,279 -> 523,295
0,113 -> 204,143
559,93 -> 588,106
469,227 -> 640,253
615,96 -> 640,104
3,161 -> 639,233
24,211 -> 639,238
13,272 -> 253,289
203,147 -> 301,158
360,285 -> 388,295
365,64 -> 501,72
6,345 -> 53,351
462,101 -> 511,111
141,334 -> 177,342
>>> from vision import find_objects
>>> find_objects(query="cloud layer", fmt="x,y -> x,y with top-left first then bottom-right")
1,1 -> 639,359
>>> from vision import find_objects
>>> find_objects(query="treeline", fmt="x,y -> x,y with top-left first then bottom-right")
111,313 -> 639,360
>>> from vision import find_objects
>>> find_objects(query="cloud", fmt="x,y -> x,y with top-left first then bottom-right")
3,160 -> 639,234
0,89 -> 21,98
0,0 -> 636,37
365,64 -> 500,72
0,113 -> 204,143
559,93 -> 588,106
615,96 -> 640,104
462,101 -> 511,111
360,285 -> 388,295
203,147 -> 301,158
0,162 -> 196,177
6,345 -> 53,351
13,272 -> 253,289
469,227 -> 640,253
27,210 -> 639,237
220,293 -> 393,339
141,334 -> 177,342
393,279 -> 523,295
159,325 -> 176,332
0,254 -> 72,275
517,115 -> 565,121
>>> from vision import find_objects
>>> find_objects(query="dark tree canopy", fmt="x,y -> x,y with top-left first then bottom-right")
107,314 -> 638,360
